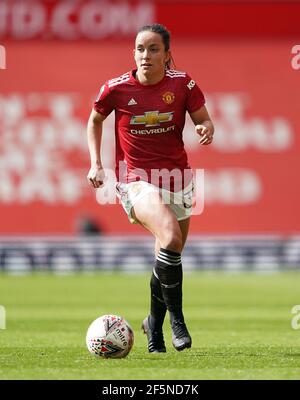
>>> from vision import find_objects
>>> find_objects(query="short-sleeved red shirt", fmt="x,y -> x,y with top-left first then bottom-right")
94,69 -> 205,190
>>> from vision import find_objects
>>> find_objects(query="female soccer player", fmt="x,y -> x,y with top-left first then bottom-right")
87,24 -> 214,353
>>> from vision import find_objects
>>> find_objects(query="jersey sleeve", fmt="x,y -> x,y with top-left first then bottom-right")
185,75 -> 205,114
94,83 -> 114,116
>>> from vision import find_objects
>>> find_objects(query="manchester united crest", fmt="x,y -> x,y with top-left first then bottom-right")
162,91 -> 175,104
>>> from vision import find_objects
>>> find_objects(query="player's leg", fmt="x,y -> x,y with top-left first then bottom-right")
150,217 -> 190,346
133,192 -> 191,351
136,191 -> 181,352
168,217 -> 191,350
149,240 -> 167,345
133,192 -> 183,252
154,217 -> 190,256
152,217 -> 190,318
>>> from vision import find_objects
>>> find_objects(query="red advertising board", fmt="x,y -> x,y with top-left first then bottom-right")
0,0 -> 300,40
1,36 -> 299,235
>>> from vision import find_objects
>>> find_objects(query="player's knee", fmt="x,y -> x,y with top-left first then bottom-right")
160,230 -> 182,253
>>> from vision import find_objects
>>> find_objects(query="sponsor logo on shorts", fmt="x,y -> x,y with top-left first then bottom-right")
130,183 -> 142,194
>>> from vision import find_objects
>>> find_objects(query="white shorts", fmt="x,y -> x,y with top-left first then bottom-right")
115,180 -> 194,224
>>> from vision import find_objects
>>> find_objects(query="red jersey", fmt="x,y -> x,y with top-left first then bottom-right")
94,69 -> 205,190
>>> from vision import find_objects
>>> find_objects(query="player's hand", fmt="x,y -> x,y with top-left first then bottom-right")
87,165 -> 106,188
195,124 -> 214,145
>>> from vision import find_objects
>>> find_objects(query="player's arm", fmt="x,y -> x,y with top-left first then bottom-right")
87,109 -> 107,188
189,105 -> 214,145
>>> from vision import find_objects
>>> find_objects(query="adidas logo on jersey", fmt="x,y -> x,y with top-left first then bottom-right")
128,98 -> 137,105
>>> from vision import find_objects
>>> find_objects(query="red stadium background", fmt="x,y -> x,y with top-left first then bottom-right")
0,0 -> 300,235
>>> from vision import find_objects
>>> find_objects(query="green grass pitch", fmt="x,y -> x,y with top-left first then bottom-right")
0,272 -> 300,380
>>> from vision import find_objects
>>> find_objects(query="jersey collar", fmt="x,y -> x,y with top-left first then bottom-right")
130,69 -> 167,89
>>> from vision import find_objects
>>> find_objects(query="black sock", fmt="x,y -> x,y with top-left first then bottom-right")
149,270 -> 167,331
155,248 -> 184,323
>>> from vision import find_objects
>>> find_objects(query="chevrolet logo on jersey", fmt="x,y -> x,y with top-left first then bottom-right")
130,111 -> 174,127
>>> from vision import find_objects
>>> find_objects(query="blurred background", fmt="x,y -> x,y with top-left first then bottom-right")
0,0 -> 299,272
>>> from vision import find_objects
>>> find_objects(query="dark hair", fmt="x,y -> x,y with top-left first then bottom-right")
137,23 -> 174,69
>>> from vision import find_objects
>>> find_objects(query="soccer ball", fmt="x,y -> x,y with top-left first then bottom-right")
86,314 -> 134,358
